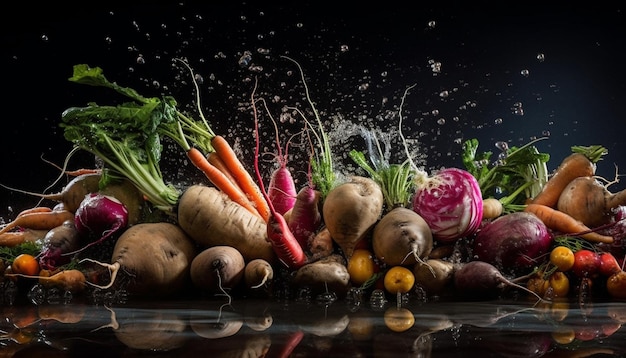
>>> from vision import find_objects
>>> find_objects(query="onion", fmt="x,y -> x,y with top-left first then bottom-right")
412,167 -> 483,243
75,193 -> 129,249
472,211 -> 553,273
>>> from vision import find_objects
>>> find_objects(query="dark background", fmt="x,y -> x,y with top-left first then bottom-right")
1,1 -> 625,218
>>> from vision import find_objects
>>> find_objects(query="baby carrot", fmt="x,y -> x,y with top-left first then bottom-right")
524,203 -> 614,244
186,147 -> 261,219
212,134 -> 271,223
0,209 -> 74,235
0,229 -> 48,247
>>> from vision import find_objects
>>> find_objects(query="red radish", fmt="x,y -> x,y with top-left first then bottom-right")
287,185 -> 322,250
266,117 -> 299,216
571,249 -> 601,278
251,79 -> 307,270
412,167 -> 483,244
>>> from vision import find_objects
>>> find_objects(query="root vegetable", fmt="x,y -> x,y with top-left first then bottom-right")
372,207 -> 433,266
308,226 -> 334,260
38,219 -> 82,270
72,192 -> 129,254
557,176 -> 626,228
177,185 -> 275,263
0,173 -> 101,214
323,176 -> 384,259
413,258 -> 455,296
293,254 -> 351,297
453,260 -> 544,301
190,246 -> 245,294
0,229 -> 48,247
6,269 -> 87,293
84,222 -> 196,296
472,211 -> 554,273
531,145 -> 607,207
244,258 -> 274,289
288,186 -> 323,250
525,203 -> 614,244
0,208 -> 74,236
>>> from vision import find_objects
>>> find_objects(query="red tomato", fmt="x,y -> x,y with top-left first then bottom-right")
571,249 -> 601,278
599,252 -> 622,276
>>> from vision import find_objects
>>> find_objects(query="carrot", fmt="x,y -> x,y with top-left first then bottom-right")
524,203 -> 614,244
251,78 -> 307,270
5,269 -> 87,293
0,209 -> 74,236
186,146 -> 261,219
531,145 -> 607,208
0,229 -> 48,247
16,206 -> 53,218
207,151 -> 240,189
211,134 -> 271,223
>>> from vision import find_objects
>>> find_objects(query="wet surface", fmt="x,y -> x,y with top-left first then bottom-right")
2,294 -> 626,357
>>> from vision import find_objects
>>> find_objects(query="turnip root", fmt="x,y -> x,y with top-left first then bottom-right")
372,207 -> 433,266
244,258 -> 274,290
322,176 -> 384,259
177,185 -> 275,263
557,176 -> 626,228
84,222 -> 196,296
308,226 -> 334,261
190,246 -> 246,294
453,260 -> 543,301
293,254 -> 351,297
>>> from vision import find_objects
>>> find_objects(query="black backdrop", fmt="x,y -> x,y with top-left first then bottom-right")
1,1 -> 625,218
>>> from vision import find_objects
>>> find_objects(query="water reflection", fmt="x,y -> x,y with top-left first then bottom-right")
2,297 -> 626,357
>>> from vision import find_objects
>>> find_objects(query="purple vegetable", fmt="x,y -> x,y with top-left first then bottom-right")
472,211 -> 553,273
412,167 -> 483,243
74,193 -> 129,252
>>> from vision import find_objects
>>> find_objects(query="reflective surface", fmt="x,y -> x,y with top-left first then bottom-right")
3,294 -> 626,357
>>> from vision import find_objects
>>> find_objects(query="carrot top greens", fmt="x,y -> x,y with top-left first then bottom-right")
61,63 -> 216,212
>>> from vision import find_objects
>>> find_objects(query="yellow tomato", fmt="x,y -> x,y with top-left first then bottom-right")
548,271 -> 570,298
11,254 -> 40,276
550,246 -> 575,272
383,307 -> 415,332
383,266 -> 415,294
347,249 -> 376,286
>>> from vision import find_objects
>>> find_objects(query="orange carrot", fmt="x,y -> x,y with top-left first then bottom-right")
0,210 -> 74,235
531,146 -> 606,208
0,229 -> 48,247
186,147 -> 261,219
211,134 -> 271,223
524,203 -> 614,244
16,206 -> 53,218
207,151 -> 240,190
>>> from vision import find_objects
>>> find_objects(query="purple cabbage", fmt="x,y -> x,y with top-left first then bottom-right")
412,167 -> 483,243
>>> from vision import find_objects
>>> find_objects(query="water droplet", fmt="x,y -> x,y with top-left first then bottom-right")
136,55 -> 145,65
296,22 -> 303,28
494,117 -> 503,124
428,20 -> 436,29
431,109 -> 439,116
495,141 -> 509,151
41,34 -> 49,42
520,69 -> 529,77
437,118 -> 446,125
105,36 -> 112,45
537,53 -> 545,62
257,47 -> 270,55
439,90 -> 449,98
238,50 -> 252,68
340,44 -> 349,52
357,83 -> 369,91
194,73 -> 204,84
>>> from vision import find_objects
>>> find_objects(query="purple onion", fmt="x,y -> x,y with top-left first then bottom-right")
413,167 -> 484,243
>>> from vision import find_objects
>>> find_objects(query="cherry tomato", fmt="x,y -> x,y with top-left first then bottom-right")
383,266 -> 415,295
599,252 -> 622,277
11,254 -> 40,276
549,246 -> 575,272
571,249 -> 600,278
